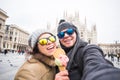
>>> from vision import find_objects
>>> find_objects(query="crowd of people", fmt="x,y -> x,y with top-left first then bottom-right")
0,49 -> 26,55
106,52 -> 120,62
14,19 -> 120,80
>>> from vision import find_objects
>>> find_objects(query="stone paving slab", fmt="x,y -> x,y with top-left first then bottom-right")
0,53 -> 25,80
0,53 -> 120,80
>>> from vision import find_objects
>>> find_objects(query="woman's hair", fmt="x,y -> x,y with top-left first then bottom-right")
32,42 -> 39,54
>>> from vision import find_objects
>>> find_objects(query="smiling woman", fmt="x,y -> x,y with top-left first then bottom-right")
14,29 -> 65,80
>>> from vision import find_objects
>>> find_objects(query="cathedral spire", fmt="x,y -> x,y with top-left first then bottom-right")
75,11 -> 79,21
47,22 -> 51,30
63,10 -> 67,19
85,16 -> 87,25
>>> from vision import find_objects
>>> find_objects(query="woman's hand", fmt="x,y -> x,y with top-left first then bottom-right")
55,70 -> 69,80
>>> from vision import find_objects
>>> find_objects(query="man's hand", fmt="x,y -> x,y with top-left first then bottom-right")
55,70 -> 69,80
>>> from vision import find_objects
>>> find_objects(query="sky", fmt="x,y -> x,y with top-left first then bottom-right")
0,0 -> 120,43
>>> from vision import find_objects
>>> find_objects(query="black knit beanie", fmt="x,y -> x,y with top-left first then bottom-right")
57,22 -> 77,34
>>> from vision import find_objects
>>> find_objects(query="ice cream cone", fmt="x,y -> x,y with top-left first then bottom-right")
53,48 -> 69,71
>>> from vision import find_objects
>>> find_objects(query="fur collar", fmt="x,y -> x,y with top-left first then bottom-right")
33,53 -> 56,67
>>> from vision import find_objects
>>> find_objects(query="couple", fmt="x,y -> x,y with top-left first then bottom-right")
14,20 -> 120,80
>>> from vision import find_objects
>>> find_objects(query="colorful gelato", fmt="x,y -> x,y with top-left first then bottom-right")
53,48 -> 69,71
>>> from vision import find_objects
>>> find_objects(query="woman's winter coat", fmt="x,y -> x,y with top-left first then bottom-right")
14,54 -> 56,80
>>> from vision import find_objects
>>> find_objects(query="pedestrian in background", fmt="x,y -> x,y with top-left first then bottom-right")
117,54 -> 120,62
15,29 -> 58,80
4,49 -> 7,55
55,20 -> 120,80
110,52 -> 114,62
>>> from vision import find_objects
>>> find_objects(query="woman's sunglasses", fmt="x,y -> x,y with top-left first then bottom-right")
57,28 -> 75,39
38,36 -> 56,45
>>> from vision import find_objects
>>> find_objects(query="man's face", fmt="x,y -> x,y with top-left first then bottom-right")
58,28 -> 76,48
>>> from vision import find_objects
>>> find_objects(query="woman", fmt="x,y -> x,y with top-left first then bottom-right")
55,20 -> 120,80
15,29 -> 57,80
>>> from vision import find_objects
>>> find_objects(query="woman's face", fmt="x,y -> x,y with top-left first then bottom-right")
59,28 -> 76,48
38,33 -> 57,56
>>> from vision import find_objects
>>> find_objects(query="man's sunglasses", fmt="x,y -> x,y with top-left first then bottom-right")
57,28 -> 75,39
38,36 -> 56,45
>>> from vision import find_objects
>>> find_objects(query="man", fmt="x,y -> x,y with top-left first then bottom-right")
55,20 -> 120,80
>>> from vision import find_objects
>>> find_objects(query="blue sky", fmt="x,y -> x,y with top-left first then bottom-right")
0,0 -> 120,43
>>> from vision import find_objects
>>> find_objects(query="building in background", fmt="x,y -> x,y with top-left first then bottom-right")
3,24 -> 29,52
51,11 -> 97,44
0,8 -> 8,52
49,11 -> 120,55
1,8 -> 120,55
0,8 -> 29,53
98,41 -> 120,55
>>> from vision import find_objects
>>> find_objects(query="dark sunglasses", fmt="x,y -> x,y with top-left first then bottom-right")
57,28 -> 75,39
38,36 -> 56,45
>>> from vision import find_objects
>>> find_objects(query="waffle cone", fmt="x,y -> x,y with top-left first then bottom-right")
53,48 -> 66,71
59,66 -> 66,71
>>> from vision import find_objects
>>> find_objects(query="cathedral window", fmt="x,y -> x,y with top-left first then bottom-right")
81,32 -> 83,37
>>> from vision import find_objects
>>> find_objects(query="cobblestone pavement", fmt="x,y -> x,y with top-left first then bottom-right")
0,53 -> 25,80
0,53 -> 120,80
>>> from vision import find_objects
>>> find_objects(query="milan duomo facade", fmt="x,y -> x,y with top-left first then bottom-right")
52,12 -> 97,45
